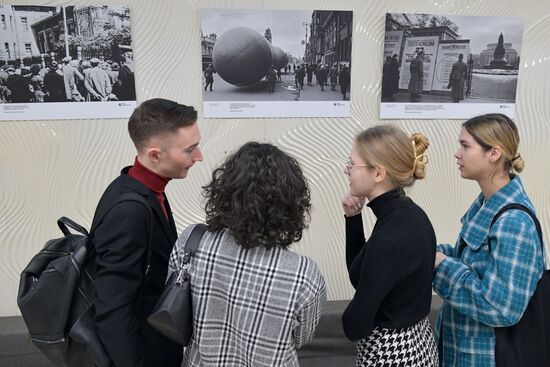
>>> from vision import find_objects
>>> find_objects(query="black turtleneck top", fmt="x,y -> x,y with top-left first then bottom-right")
342,189 -> 436,341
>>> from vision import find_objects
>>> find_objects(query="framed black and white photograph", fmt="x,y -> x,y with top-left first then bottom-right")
380,13 -> 523,119
0,5 -> 136,121
201,8 -> 353,118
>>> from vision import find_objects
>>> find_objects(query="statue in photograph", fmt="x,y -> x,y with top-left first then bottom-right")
447,53 -> 468,103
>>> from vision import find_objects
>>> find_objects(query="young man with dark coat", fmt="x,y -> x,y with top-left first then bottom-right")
90,98 -> 203,367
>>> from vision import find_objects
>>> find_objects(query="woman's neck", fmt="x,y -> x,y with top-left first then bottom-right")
367,182 -> 397,202
478,171 -> 511,201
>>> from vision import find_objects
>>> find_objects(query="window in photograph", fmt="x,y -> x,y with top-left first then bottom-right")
21,17 -> 28,30
4,43 -> 10,59
1,15 -> 5,29
24,43 -> 31,54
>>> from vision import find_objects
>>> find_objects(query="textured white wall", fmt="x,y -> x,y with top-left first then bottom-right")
1,0 -> 550,317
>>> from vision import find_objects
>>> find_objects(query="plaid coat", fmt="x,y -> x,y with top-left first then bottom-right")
433,176 -> 545,366
168,225 -> 326,367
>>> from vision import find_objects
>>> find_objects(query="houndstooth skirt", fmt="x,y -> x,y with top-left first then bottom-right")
356,317 -> 438,367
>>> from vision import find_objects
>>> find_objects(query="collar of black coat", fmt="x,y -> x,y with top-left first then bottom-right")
118,166 -> 178,241
119,166 -> 154,195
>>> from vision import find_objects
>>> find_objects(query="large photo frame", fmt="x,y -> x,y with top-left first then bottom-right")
380,13 -> 523,119
201,8 -> 353,118
0,5 -> 136,121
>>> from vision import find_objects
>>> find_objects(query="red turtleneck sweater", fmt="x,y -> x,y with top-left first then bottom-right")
128,157 -> 171,219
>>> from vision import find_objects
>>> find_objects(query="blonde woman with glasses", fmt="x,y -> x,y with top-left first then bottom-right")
341,125 -> 438,366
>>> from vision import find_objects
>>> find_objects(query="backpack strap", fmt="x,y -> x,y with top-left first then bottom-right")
489,204 -> 544,257
58,217 -> 89,237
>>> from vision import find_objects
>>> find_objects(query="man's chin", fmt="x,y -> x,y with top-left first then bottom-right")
177,169 -> 189,179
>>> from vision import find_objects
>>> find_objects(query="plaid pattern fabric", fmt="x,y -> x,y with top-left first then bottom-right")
433,176 -> 545,366
168,225 -> 326,367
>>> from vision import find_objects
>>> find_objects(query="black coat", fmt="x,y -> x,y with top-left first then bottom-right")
89,167 -> 182,367
43,70 -> 66,102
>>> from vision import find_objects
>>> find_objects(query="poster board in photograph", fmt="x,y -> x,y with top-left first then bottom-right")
398,36 -> 439,92
380,13 -> 523,119
200,8 -> 353,118
0,5 -> 136,121
384,30 -> 404,59
432,40 -> 471,91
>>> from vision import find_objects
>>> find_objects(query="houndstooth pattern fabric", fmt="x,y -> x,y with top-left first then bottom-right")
356,317 -> 438,367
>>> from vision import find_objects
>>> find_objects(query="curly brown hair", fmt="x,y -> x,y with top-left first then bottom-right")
203,142 -> 311,249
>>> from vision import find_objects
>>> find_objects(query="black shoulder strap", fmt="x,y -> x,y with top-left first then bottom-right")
489,203 -> 543,255
58,217 -> 89,237
181,224 -> 208,265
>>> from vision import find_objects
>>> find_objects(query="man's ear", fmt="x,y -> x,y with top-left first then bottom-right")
146,146 -> 162,163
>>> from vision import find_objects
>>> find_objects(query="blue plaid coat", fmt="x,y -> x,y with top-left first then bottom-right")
433,176 -> 545,366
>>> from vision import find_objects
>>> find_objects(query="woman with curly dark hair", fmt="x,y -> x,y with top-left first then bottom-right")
168,142 -> 326,367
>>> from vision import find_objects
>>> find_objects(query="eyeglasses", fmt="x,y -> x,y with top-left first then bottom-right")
345,158 -> 370,173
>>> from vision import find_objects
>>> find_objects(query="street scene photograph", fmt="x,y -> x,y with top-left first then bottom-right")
0,5 -> 136,120
201,8 -> 353,118
380,13 -> 523,119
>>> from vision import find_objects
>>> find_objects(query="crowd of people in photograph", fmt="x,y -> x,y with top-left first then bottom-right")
0,52 -> 136,103
292,62 -> 351,100
202,61 -> 351,100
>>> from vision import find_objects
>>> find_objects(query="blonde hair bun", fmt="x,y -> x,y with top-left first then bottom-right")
411,132 -> 429,179
511,153 -> 524,173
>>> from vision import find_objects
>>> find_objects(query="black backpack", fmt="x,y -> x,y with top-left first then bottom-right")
17,193 -> 152,367
490,203 -> 550,367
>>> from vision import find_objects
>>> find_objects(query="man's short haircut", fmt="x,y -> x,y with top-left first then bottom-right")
128,98 -> 197,151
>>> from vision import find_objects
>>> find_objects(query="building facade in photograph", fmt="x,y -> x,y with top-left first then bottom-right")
32,6 -> 131,60
31,7 -> 76,55
0,5 -> 56,61
306,11 -> 352,67
479,41 -> 519,68
201,31 -> 216,70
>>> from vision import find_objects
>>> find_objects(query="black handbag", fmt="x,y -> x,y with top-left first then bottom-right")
147,224 -> 207,346
489,204 -> 550,367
